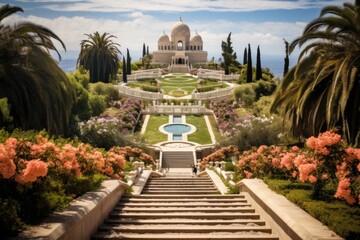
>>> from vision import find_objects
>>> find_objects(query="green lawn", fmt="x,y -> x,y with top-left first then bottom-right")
186,115 -> 212,144
142,115 -> 168,144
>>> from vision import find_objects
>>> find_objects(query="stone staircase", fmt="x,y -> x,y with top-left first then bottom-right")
162,151 -> 194,168
92,172 -> 279,239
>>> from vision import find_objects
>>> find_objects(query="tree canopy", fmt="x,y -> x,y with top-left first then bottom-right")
271,1 -> 360,146
0,4 -> 75,135
78,32 -> 121,83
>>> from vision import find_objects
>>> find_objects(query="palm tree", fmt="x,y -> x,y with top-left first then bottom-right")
78,32 -> 121,83
0,4 -> 75,135
271,1 -> 360,145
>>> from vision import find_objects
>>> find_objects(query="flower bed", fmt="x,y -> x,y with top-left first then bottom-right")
0,130 -> 154,237
210,98 -> 239,135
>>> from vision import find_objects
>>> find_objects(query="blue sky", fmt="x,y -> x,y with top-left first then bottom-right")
2,0 -> 348,61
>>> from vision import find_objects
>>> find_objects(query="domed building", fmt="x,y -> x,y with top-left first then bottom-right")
153,18 -> 208,73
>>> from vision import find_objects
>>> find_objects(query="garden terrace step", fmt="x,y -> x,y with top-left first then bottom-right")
113,207 -> 256,213
92,232 -> 279,240
108,212 -> 261,220
92,173 -> 279,240
122,194 -> 246,199
144,184 -> 215,188
120,198 -> 248,203
116,202 -> 252,207
104,219 -> 267,226
97,225 -> 273,234
141,190 -> 220,195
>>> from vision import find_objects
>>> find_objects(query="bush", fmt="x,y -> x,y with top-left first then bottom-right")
141,85 -> 159,92
89,95 -> 107,117
0,130 -> 130,236
233,84 -> 256,107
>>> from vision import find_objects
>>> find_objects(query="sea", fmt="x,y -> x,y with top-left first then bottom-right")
59,55 -> 297,78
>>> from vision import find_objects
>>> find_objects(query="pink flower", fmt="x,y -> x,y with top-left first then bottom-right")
309,175 -> 317,183
15,159 -> 48,184
0,138 -> 18,179
244,170 -> 253,179
335,178 -> 356,204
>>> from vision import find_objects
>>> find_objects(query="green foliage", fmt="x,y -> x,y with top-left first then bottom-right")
225,162 -> 236,171
71,81 -> 92,121
89,94 -> 107,117
221,115 -> 284,152
0,198 -> 23,237
234,84 -> 256,107
90,82 -> 121,104
78,32 -> 121,83
141,85 -> 159,92
265,179 -> 360,239
0,4 -> 75,135
67,67 -> 90,89
0,98 -> 13,129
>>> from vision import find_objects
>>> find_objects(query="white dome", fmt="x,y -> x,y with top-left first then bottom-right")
158,33 -> 170,42
171,20 -> 190,39
191,33 -> 203,42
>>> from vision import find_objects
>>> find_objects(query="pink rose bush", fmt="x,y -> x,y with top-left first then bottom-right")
200,145 -> 239,170
216,131 -> 359,205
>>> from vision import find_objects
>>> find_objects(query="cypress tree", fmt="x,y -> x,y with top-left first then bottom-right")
243,48 -> 247,65
126,48 -> 131,75
283,38 -> 289,76
142,43 -> 146,57
256,45 -> 262,80
246,43 -> 253,83
146,45 -> 149,55
122,56 -> 127,83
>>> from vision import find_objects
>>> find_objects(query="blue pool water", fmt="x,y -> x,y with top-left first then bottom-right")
173,116 -> 182,123
164,124 -> 191,134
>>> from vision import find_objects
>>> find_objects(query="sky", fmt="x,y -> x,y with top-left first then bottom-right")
2,0 -> 349,62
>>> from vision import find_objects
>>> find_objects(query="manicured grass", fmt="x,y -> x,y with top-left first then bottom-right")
142,115 -> 168,144
264,178 -> 360,239
207,114 -> 222,142
186,115 -> 212,144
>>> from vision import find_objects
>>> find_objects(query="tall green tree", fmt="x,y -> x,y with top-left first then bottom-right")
126,48 -> 131,75
122,56 -> 127,83
246,44 -> 253,83
146,45 -> 149,55
256,45 -> 262,80
271,1 -> 360,145
243,48 -> 248,65
283,39 -> 290,76
78,32 -> 121,83
0,4 -> 75,135
221,32 -> 239,75
142,43 -> 146,57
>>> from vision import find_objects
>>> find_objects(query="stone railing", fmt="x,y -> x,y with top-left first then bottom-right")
192,87 -> 234,100
143,104 -> 212,115
123,69 -> 162,81
117,85 -> 164,100
198,72 -> 240,81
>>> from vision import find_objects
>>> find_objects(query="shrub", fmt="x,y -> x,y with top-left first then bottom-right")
0,130 -> 134,236
89,94 -> 107,117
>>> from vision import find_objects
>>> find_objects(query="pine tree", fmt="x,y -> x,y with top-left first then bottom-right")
146,45 -> 149,55
221,32 -> 239,75
256,45 -> 262,80
142,43 -> 146,57
126,48 -> 131,75
283,38 -> 289,76
122,56 -> 127,83
246,43 -> 253,83
243,48 -> 247,65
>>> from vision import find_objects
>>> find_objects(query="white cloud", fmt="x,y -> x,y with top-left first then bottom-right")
18,0 -> 346,12
5,12 -> 305,60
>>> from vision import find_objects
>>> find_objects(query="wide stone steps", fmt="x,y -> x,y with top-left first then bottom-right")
92,174 -> 279,240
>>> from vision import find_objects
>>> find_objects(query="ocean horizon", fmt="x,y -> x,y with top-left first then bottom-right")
59,55 -> 297,79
